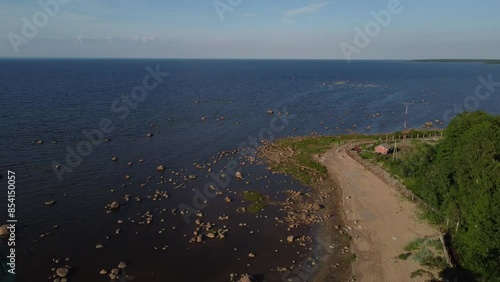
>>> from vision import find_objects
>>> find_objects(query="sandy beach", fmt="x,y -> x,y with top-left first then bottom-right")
320,144 -> 440,282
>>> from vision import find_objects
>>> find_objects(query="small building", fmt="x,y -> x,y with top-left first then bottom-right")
375,143 -> 394,155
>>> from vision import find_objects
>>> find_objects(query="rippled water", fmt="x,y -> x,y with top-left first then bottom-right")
0,59 -> 500,281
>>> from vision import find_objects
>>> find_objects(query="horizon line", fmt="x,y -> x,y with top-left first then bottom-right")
1,57 -> 499,61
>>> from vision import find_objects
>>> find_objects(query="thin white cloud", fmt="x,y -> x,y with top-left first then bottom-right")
282,1 -> 330,17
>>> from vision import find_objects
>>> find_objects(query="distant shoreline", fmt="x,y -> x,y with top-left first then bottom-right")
411,59 -> 500,64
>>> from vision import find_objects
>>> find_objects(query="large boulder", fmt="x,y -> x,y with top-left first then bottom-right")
56,268 -> 69,278
423,121 -> 434,128
235,171 -> 243,180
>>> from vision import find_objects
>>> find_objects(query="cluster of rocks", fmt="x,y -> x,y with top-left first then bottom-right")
280,190 -> 331,228
86,139 -> 331,279
189,218 -> 229,243
229,274 -> 255,282
48,258 -> 71,282
423,119 -> 444,128
100,261 -> 128,280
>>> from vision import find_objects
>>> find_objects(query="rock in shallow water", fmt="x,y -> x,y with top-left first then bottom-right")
0,225 -> 9,236
110,202 -> 120,209
56,267 -> 69,278
239,274 -> 254,282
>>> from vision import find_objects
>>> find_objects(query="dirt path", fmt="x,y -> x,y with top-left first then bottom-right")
320,145 -> 439,282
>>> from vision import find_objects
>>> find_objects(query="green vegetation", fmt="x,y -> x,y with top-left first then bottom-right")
398,239 -> 446,281
350,253 -> 358,262
243,191 -> 269,213
404,238 -> 426,252
379,112 -> 500,280
262,113 -> 498,280
398,253 -> 412,260
269,134 -> 381,185
410,269 -> 431,279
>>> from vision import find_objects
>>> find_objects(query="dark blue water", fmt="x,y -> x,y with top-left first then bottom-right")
1,59 -> 500,281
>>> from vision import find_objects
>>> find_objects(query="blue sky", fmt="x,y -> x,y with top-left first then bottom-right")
1,0 -> 499,59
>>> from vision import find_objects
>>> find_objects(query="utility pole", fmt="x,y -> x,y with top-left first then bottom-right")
402,102 -> 414,130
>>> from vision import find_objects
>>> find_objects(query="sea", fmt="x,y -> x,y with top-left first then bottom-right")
0,59 -> 499,282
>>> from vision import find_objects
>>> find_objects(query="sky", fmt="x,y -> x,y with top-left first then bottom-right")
1,0 -> 499,59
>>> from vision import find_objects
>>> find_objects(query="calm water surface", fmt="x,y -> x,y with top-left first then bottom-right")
1,59 -> 500,281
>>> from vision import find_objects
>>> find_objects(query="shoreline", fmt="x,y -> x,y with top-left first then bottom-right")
258,135 -> 443,282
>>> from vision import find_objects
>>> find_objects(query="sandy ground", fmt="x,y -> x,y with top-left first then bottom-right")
320,145 -> 439,282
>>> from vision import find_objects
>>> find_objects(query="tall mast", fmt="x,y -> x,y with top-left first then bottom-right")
402,102 -> 414,130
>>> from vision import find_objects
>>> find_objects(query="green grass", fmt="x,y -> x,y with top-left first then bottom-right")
410,269 -> 428,278
421,255 -> 448,270
413,248 -> 434,265
398,253 -> 412,260
267,130 -> 444,186
401,237 -> 448,277
350,253 -> 357,262
270,134 -> 383,185
243,191 -> 266,202
405,238 -> 425,252
247,202 -> 266,213
243,191 -> 269,213
360,151 -> 374,159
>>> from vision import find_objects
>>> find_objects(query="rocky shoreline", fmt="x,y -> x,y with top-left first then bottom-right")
257,139 -> 354,282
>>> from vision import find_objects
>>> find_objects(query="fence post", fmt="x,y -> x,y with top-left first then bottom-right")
439,233 -> 454,268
